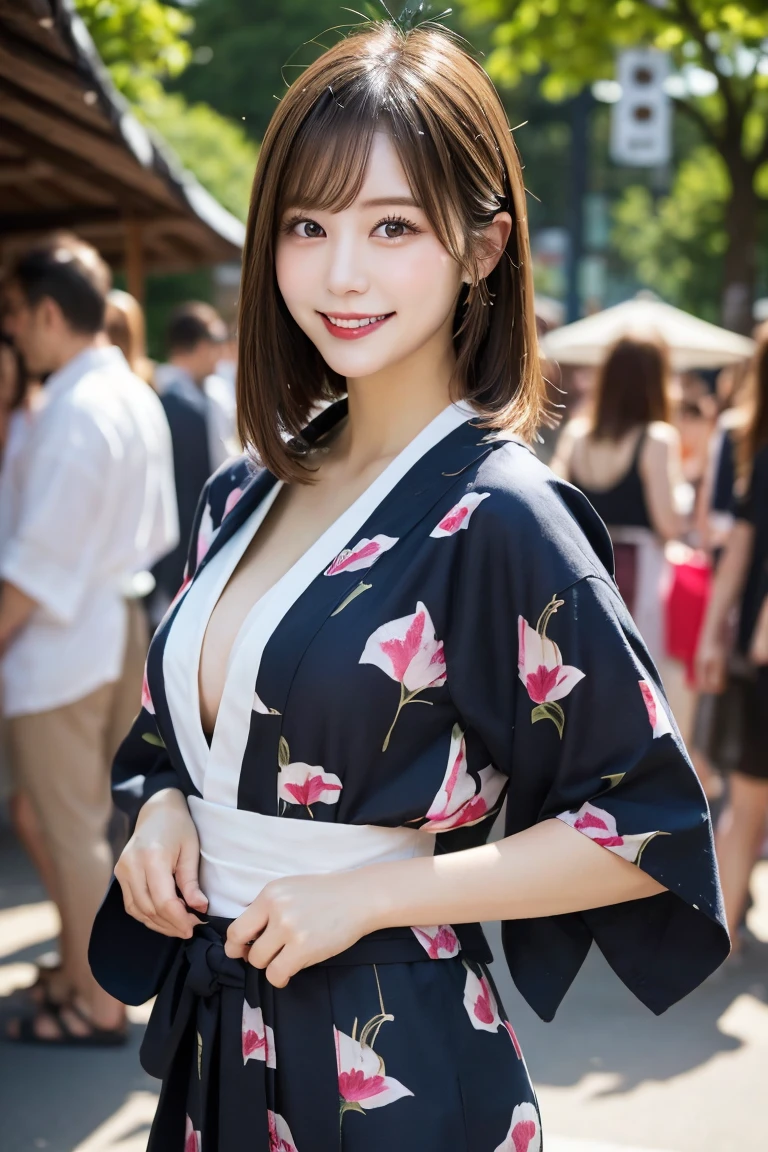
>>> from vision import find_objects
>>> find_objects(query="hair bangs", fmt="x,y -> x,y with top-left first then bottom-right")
278,93 -> 379,216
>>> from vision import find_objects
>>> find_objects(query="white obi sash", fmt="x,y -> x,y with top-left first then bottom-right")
188,796 -> 436,917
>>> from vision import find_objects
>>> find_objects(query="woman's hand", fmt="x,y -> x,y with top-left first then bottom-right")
114,787 -> 208,938
224,871 -> 373,987
695,630 -> 728,694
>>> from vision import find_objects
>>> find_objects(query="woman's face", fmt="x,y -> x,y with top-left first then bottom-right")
275,132 -> 466,383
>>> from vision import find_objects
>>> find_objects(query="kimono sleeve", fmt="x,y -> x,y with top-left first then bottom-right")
447,488 -> 729,1020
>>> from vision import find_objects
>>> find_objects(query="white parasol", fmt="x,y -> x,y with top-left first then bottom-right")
540,296 -> 755,371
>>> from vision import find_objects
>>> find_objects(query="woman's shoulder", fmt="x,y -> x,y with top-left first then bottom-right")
464,439 -> 615,582
203,452 -> 261,525
645,420 -> 679,447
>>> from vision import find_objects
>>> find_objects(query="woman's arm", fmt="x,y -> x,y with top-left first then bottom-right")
224,820 -> 663,986
640,423 -> 684,541
749,593 -> 768,665
549,418 -> 584,480
695,519 -> 754,692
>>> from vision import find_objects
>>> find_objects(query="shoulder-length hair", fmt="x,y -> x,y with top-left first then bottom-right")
590,334 -> 672,441
237,21 -> 544,482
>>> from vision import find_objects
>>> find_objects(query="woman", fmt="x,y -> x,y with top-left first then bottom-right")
88,22 -> 727,1152
105,288 -> 154,384
551,335 -> 684,668
697,330 -> 768,954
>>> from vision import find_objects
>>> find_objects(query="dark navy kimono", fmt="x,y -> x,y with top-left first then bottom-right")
90,399 -> 729,1152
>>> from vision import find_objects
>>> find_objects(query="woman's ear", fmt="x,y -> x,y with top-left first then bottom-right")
476,211 -> 513,280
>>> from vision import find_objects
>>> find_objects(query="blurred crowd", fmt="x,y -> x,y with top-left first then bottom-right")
548,322 -> 768,963
0,228 -> 765,1043
0,232 -> 239,1042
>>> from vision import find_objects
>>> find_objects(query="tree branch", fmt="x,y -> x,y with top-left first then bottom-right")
671,0 -> 743,130
673,96 -> 722,147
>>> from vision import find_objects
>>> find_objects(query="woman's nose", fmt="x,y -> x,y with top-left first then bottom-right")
325,237 -> 369,297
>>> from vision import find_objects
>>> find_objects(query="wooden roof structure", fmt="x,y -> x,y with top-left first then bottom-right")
0,0 -> 244,296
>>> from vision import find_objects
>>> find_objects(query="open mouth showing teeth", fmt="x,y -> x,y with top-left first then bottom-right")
324,314 -> 391,329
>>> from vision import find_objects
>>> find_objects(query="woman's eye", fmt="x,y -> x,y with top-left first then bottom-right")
373,218 -> 416,240
291,219 -> 324,238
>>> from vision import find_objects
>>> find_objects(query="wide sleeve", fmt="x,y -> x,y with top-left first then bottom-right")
446,478 -> 729,1021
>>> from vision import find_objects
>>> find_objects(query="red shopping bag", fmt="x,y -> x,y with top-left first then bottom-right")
665,549 -> 712,685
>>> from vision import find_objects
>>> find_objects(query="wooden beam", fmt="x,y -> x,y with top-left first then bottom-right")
0,158 -> 52,185
124,219 -> 145,304
0,206 -> 123,233
0,116 -> 158,214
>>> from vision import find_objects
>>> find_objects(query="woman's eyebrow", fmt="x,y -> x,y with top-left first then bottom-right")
359,195 -> 421,208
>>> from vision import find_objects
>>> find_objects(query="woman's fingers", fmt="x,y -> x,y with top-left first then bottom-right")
265,947 -> 301,989
175,838 -> 209,914
225,900 -> 270,960
246,927 -> 285,972
117,855 -> 191,936
145,856 -> 198,937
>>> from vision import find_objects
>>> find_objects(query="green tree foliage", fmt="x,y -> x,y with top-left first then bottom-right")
613,146 -> 729,321
461,0 -> 768,329
74,0 -> 258,221
173,0 -> 375,139
73,0 -> 193,104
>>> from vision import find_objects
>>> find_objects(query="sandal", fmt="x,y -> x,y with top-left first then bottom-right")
5,998 -> 128,1048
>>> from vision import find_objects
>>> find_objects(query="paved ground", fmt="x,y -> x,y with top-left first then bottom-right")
1,823 -> 767,1152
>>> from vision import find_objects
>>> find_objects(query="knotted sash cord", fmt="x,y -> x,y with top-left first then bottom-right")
140,918 -> 492,1152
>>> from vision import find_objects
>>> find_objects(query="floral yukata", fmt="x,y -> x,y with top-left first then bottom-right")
90,399 -> 729,1152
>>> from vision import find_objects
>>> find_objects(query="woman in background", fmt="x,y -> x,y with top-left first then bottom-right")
551,334 -> 684,669
697,330 -> 768,954
105,288 -> 154,385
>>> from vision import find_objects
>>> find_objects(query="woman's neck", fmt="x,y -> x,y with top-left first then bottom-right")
337,339 -> 458,474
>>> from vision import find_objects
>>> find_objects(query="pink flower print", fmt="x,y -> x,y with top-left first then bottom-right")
184,1116 -> 201,1152
335,1026 -> 413,1115
222,486 -> 245,520
494,1102 -> 541,1152
518,596 -> 584,738
242,1001 -> 276,1068
360,602 -> 447,750
268,1111 -> 298,1152
196,504 -> 216,566
411,924 -> 459,959
140,666 -> 154,715
557,801 -> 666,865
639,679 -> 673,738
277,761 -> 342,816
430,491 -> 490,537
462,964 -> 523,1057
421,725 -> 507,832
325,534 -> 399,576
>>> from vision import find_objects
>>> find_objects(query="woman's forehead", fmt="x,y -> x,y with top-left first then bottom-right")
282,133 -> 418,215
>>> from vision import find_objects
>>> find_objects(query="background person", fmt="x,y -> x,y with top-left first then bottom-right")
551,334 -> 685,668
0,233 -> 178,1044
105,288 -> 154,385
149,302 -> 238,624
696,330 -> 768,955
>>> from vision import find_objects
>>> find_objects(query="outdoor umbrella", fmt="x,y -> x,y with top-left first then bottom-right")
540,296 -> 755,371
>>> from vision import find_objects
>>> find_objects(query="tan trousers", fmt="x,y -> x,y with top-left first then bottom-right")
7,599 -> 148,997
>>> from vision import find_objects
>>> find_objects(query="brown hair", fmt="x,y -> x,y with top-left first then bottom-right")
6,231 -> 110,335
106,289 -> 153,383
590,335 -> 672,441
236,21 -> 544,481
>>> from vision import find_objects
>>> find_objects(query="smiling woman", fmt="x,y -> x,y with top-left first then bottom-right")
90,17 -> 729,1152
236,23 -> 543,483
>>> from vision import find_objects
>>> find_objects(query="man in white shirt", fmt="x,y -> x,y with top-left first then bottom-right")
0,234 -> 178,1044
150,302 -> 238,624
